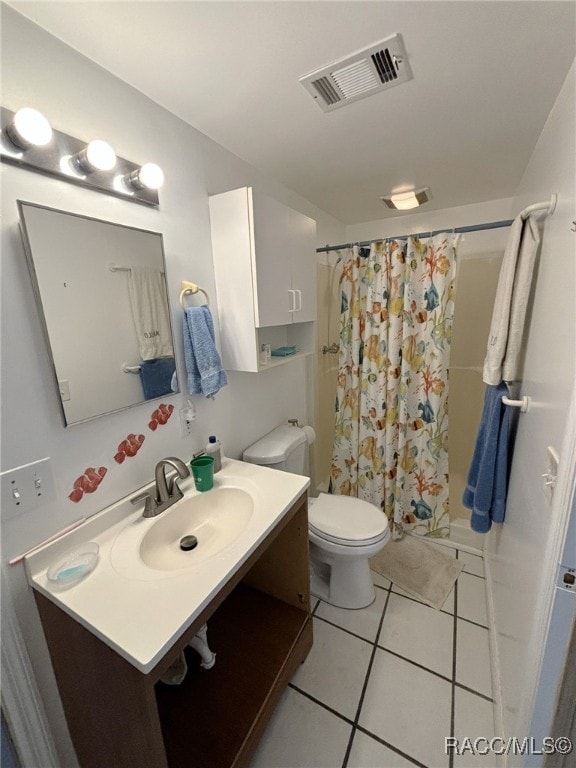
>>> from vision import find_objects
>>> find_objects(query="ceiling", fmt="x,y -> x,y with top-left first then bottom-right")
6,1 -> 576,224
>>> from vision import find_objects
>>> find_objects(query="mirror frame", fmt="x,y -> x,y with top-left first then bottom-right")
17,200 -> 178,426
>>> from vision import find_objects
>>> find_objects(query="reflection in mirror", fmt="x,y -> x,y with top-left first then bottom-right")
17,201 -> 179,426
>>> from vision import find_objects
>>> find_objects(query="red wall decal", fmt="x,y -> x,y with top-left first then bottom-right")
114,433 -> 145,464
68,466 -> 107,503
149,403 -> 174,431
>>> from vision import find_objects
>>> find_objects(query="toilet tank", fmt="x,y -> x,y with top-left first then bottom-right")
242,425 -> 308,475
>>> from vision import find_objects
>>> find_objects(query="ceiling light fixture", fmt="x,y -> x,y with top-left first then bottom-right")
124,162 -> 165,191
71,140 -> 117,173
381,187 -> 431,210
5,107 -> 53,149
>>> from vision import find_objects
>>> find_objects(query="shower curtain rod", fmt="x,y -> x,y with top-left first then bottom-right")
316,219 -> 513,254
316,196 -> 557,254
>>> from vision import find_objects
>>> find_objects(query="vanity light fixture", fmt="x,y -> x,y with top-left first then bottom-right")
381,187 -> 431,210
71,139 -> 117,173
1,105 -> 162,207
123,162 -> 165,191
5,107 -> 53,149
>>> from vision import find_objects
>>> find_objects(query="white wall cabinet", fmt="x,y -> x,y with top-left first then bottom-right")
209,186 -> 317,372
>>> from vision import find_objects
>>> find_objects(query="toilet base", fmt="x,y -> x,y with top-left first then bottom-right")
309,549 -> 376,609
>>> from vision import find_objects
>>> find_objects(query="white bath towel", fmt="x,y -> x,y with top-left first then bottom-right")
127,267 -> 174,361
483,213 -> 542,385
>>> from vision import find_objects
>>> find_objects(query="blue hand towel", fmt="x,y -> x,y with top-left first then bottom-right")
139,358 -> 176,400
183,306 -> 227,397
463,383 -> 510,533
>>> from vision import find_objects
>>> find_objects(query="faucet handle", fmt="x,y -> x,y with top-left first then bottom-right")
167,475 -> 185,501
131,492 -> 158,518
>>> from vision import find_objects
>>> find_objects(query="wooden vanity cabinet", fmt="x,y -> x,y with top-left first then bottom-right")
34,492 -> 312,768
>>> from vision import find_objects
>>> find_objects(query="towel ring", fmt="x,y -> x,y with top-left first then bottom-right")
180,280 -> 210,308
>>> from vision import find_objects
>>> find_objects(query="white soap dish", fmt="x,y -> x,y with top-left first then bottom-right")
47,542 -> 100,585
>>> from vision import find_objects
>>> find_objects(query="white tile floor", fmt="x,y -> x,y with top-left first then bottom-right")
250,546 -> 497,768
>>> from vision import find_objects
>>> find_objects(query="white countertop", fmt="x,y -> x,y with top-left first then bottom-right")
25,458 -> 309,674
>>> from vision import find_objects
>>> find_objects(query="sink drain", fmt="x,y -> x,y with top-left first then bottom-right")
180,535 -> 198,551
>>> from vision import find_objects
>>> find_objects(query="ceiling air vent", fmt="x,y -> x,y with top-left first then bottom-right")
300,33 -> 412,112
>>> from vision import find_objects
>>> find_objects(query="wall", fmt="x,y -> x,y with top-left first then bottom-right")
484,60 -> 576,753
0,7 -> 345,764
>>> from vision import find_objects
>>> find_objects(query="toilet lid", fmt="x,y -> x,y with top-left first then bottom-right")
309,493 -> 388,546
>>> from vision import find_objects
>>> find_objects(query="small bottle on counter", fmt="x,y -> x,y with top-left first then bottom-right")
205,435 -> 222,473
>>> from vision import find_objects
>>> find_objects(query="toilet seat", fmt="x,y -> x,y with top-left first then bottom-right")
308,493 -> 388,548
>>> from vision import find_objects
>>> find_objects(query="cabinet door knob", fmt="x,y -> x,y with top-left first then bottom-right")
288,289 -> 296,312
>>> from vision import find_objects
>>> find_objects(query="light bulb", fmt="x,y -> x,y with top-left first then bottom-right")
7,107 -> 52,148
85,140 -> 116,171
390,191 -> 419,210
71,140 -> 116,173
138,163 -> 164,190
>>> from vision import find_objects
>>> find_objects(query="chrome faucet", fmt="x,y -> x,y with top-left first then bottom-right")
132,456 -> 190,518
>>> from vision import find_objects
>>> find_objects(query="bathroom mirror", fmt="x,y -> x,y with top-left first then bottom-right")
18,201 -> 179,426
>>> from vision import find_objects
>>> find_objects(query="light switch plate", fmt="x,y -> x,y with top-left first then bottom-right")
0,458 -> 56,519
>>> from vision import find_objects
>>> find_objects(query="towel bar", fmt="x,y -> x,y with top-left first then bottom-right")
502,395 -> 530,412
180,280 -> 210,308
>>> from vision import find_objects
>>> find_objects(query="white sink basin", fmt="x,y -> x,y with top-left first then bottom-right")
26,458 -> 310,672
139,487 -> 254,571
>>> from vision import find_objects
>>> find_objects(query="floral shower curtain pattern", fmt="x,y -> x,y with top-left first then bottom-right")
330,235 -> 458,540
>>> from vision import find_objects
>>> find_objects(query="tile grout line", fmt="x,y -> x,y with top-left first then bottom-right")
454,681 -> 494,703
341,586 -> 392,768
462,570 -> 486,580
354,725 -> 429,768
314,606 -> 491,696
375,645 -> 453,685
287,683 -> 355,726
388,587 -> 489,629
287,681 -> 427,768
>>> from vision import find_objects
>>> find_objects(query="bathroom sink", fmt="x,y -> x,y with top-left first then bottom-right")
139,487 -> 254,571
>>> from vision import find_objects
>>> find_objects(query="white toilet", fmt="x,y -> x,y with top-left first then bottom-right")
243,424 -> 390,609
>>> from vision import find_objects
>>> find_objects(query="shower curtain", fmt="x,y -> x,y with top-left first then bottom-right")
330,235 -> 458,540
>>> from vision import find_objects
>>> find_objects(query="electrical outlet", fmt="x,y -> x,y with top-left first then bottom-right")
180,407 -> 195,438
0,457 -> 56,519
